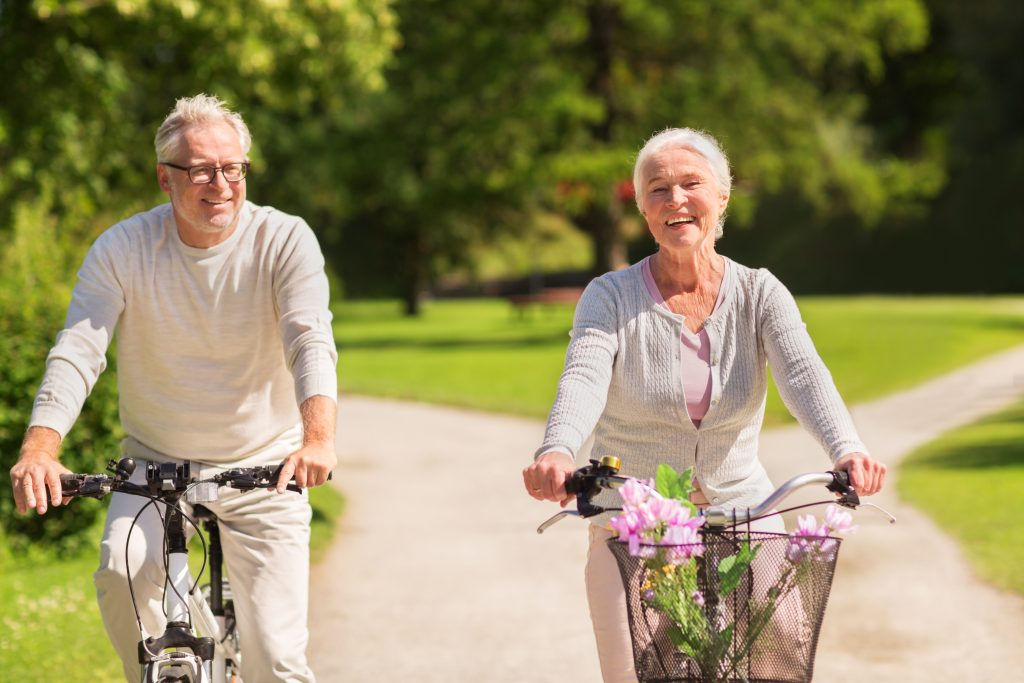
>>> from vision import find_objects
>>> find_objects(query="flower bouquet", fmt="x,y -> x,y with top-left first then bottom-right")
606,465 -> 855,683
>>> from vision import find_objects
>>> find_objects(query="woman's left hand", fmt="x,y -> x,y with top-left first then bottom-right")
833,452 -> 887,496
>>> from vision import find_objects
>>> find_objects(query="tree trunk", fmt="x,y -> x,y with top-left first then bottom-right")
578,0 -> 628,275
576,196 -> 629,275
400,228 -> 427,316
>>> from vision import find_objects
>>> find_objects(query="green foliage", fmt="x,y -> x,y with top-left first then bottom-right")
898,397 -> 1024,596
332,0 -> 593,308
333,0 -> 944,305
723,0 -> 1023,295
655,464 -> 696,508
716,541 -> 758,599
0,202 -> 122,555
0,0 -> 398,265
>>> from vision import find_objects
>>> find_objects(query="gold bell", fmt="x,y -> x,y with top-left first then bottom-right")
599,455 -> 621,472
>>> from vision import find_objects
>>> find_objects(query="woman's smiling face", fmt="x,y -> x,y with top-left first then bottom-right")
639,146 -> 729,256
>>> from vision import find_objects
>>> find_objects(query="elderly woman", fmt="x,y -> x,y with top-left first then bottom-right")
522,127 -> 886,683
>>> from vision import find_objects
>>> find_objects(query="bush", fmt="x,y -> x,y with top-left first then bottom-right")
0,202 -> 121,556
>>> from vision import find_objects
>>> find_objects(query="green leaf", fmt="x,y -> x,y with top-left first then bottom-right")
668,627 -> 697,658
718,542 -> 760,597
655,463 -> 697,503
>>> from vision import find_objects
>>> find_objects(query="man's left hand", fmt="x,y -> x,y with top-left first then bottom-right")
275,442 -> 337,493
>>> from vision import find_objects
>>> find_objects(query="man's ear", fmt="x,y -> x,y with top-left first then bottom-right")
157,164 -> 172,194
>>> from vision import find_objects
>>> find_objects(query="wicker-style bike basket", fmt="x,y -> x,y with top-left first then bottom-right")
607,531 -> 841,683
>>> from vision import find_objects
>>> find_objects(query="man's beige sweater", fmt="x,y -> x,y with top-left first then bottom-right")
30,201 -> 338,466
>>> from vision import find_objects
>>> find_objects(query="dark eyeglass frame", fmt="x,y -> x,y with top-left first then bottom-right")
161,161 -> 250,184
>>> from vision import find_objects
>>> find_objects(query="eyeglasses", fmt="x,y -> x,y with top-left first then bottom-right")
162,161 -> 250,184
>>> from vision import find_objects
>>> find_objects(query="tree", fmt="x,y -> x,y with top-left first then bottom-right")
336,0 -> 942,310
553,0 -> 941,272
330,0 -> 596,313
0,0 -> 398,244
721,0 -> 1023,294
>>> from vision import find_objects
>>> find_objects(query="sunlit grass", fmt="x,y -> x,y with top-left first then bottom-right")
898,398 -> 1024,596
336,295 -> 1024,425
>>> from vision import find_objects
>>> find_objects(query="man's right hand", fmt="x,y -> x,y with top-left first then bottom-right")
10,426 -> 70,515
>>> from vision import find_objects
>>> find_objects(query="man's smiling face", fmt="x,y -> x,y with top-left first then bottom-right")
157,121 -> 247,248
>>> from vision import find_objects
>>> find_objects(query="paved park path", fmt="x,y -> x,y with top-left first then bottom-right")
309,345 -> 1024,682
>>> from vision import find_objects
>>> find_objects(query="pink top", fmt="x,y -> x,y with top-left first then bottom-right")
641,256 -> 727,427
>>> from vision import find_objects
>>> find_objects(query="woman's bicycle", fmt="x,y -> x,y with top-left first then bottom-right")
538,456 -> 895,683
60,457 -> 314,683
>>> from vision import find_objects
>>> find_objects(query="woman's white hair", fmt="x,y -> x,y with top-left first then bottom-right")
633,127 -> 732,238
154,93 -> 252,162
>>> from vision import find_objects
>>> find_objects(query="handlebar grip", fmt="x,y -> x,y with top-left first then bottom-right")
832,469 -> 851,489
59,474 -> 82,493
563,473 -> 583,496
267,467 -> 333,492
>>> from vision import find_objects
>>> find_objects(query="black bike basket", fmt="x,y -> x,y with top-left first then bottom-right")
607,531 -> 840,683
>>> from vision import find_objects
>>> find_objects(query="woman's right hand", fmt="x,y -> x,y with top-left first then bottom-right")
522,451 -> 576,507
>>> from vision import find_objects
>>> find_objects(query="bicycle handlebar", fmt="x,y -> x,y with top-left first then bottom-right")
537,456 -> 886,534
59,458 -> 331,502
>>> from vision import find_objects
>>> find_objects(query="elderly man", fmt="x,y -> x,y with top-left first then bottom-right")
9,94 -> 338,682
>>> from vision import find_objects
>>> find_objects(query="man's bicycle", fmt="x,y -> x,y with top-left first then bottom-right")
60,458 -> 314,683
538,456 -> 895,683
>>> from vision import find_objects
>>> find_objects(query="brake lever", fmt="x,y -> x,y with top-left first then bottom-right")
537,510 -> 581,534
826,470 -> 860,508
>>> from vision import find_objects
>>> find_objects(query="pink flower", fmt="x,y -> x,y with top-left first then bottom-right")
786,514 -> 828,563
786,507 -> 856,564
662,522 -> 704,560
609,509 -> 644,555
619,478 -> 656,507
609,475 -> 708,560
825,505 -> 858,536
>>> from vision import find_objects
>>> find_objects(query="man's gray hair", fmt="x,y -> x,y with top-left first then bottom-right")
633,128 -> 732,238
154,94 -> 252,162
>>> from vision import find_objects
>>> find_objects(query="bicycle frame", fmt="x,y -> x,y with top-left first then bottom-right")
60,458 -> 306,683
138,490 -> 217,683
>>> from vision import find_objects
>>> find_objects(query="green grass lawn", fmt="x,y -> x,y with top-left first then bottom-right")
336,295 -> 1024,425
0,484 -> 343,680
898,398 -> 1024,596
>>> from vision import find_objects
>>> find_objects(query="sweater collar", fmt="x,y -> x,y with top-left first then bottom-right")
639,255 -> 735,325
